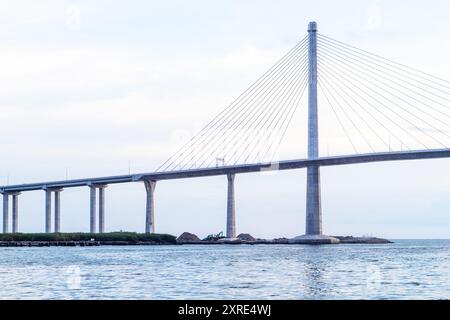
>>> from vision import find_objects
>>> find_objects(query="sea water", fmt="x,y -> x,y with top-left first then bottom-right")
0,240 -> 449,299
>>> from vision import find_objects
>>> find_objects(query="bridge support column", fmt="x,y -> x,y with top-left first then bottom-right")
89,186 -> 96,233
226,174 -> 236,238
45,190 -> 52,233
290,21 -> 338,244
89,184 -> 107,233
44,188 -> 63,233
98,185 -> 106,233
2,193 -> 9,233
144,180 -> 156,234
306,166 -> 321,235
54,190 -> 61,233
12,193 -> 20,233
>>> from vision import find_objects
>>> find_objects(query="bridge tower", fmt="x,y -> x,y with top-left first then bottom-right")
291,22 -> 338,244
306,21 -> 321,235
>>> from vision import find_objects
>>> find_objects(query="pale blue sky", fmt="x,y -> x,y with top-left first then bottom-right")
1,0 -> 450,238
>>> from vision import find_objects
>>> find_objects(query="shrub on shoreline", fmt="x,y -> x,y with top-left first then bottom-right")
0,232 -> 176,243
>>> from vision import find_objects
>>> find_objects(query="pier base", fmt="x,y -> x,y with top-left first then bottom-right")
218,237 -> 239,243
289,234 -> 340,244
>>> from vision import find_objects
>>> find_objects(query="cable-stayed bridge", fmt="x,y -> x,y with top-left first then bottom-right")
2,22 -> 450,242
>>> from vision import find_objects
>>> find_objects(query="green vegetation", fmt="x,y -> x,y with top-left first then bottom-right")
0,232 -> 177,243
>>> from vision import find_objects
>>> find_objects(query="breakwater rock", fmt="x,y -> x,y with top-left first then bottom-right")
176,232 -> 392,245
333,236 -> 393,244
176,232 -> 201,244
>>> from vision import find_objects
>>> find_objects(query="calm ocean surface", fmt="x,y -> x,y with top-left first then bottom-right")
1,240 -> 450,299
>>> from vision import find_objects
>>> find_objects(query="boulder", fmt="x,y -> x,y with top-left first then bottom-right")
272,237 -> 290,244
177,232 -> 201,243
237,233 -> 255,242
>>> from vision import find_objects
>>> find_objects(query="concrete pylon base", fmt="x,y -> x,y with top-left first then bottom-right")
289,234 -> 340,245
217,237 -> 239,242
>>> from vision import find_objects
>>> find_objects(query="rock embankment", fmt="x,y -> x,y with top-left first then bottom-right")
237,233 -> 255,241
176,232 -> 202,244
176,232 -> 392,245
333,236 -> 392,244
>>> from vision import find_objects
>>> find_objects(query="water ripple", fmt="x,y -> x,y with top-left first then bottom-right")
1,240 -> 450,299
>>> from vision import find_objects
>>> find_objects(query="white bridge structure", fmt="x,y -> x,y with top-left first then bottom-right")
2,22 -> 450,243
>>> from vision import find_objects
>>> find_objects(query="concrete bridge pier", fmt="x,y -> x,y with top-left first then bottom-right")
144,180 -> 156,234
2,193 -> 9,233
98,185 -> 107,233
89,186 -> 96,233
45,189 -> 52,233
89,184 -> 107,233
306,165 -> 322,235
54,189 -> 62,233
290,21 -> 338,244
44,188 -> 63,233
11,192 -> 20,233
1,192 -> 20,233
226,173 -> 236,238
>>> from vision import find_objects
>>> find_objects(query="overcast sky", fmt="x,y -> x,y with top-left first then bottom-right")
1,0 -> 450,238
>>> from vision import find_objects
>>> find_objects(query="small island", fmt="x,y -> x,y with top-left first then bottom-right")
176,232 -> 392,245
0,232 -> 177,247
0,231 -> 392,247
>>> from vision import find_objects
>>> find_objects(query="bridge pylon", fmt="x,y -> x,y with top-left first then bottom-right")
290,21 -> 339,244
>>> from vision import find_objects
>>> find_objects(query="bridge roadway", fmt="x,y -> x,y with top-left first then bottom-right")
1,148 -> 450,193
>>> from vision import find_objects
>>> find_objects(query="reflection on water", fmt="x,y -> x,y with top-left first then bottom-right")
1,240 -> 450,299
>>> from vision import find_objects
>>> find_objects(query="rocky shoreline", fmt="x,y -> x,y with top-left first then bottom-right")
334,236 -> 393,244
0,240 -> 176,247
175,238 -> 392,245
175,232 -> 392,245
0,232 -> 177,247
0,232 -> 392,247
0,241 -> 101,247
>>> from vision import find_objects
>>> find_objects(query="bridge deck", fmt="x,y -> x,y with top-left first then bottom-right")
1,149 -> 450,193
